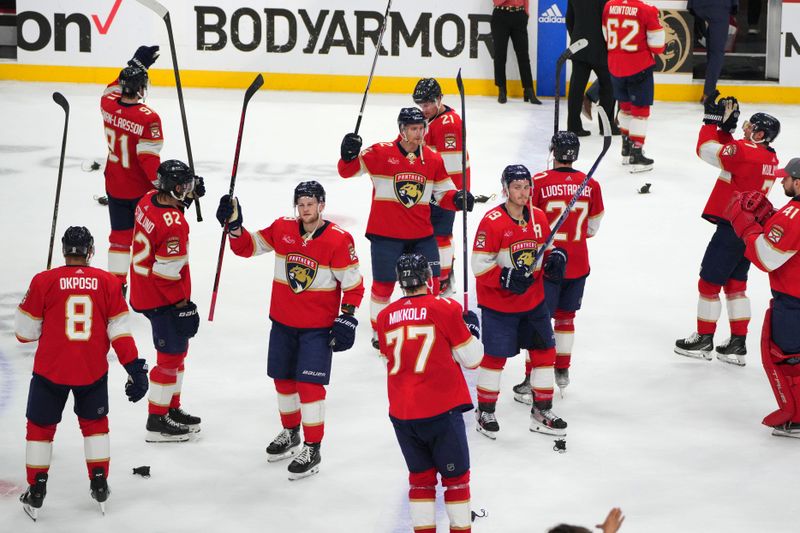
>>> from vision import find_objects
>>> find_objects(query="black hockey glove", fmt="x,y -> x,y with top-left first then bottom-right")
720,97 -> 740,134
182,176 -> 205,209
330,313 -> 358,352
171,301 -> 200,338
128,45 -> 160,70
123,358 -> 149,403
500,266 -> 534,295
702,91 -> 723,126
216,195 -> 243,232
464,310 -> 480,340
543,247 -> 568,284
340,133 -> 362,162
453,190 -> 475,212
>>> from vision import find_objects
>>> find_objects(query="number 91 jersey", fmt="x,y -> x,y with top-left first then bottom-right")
532,168 -> 604,279
129,190 -> 191,311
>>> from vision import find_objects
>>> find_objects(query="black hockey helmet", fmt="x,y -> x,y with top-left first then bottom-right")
156,159 -> 195,200
398,107 -> 426,129
413,78 -> 443,104
119,65 -> 148,97
62,226 -> 94,258
550,131 -> 580,163
501,164 -> 532,190
396,253 -> 432,289
748,112 -> 780,144
294,180 -> 326,204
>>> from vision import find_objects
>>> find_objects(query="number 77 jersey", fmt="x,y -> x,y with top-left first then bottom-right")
129,190 -> 192,312
532,168 -> 605,279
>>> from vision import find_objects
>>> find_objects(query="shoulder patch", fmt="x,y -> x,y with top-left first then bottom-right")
767,225 -> 784,245
721,144 -> 737,156
166,236 -> 181,255
475,231 -> 487,249
444,133 -> 457,150
150,123 -> 162,139
348,243 -> 358,262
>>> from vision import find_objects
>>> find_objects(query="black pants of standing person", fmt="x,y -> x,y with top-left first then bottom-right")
490,8 -> 533,91
567,60 -> 615,133
692,6 -> 728,99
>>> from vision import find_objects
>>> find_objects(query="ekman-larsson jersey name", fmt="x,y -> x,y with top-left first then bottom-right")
102,110 -> 145,136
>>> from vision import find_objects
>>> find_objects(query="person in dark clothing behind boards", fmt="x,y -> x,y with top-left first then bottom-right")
688,0 -> 738,103
491,0 -> 542,105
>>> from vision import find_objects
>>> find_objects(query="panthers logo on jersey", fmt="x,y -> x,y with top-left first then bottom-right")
509,240 -> 539,271
394,172 -> 427,208
286,253 -> 319,294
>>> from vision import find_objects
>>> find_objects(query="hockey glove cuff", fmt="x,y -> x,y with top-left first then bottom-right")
123,358 -> 149,403
702,90 -> 723,126
330,313 -> 358,352
464,310 -> 480,340
453,190 -> 475,212
543,247 -> 568,284
216,195 -> 243,232
128,45 -> 160,70
500,267 -> 534,295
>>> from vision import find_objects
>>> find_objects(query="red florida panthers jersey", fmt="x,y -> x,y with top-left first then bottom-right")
472,204 -> 551,314
101,79 -> 163,199
424,106 -> 471,190
15,265 -> 138,386
377,294 -> 482,420
129,191 -> 191,311
338,138 -> 458,240
602,0 -> 665,77
230,218 -> 365,329
532,168 -> 604,279
744,198 -> 800,299
696,124 -> 780,225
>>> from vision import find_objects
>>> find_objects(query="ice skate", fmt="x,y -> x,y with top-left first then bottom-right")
168,407 -> 201,433
512,375 -> 532,405
89,467 -> 109,515
20,472 -> 47,522
628,146 -> 654,173
266,426 -> 301,462
530,402 -> 567,436
145,413 -> 191,442
621,135 -> 631,165
475,403 -> 499,439
288,442 -> 321,480
555,368 -> 570,397
715,335 -> 746,366
674,332 -> 714,360
772,421 -> 800,439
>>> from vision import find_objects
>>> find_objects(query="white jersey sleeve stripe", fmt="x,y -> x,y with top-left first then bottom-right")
698,140 -> 723,168
152,256 -> 187,280
754,235 -> 796,272
107,311 -> 133,341
452,336 -> 483,369
15,307 -> 42,341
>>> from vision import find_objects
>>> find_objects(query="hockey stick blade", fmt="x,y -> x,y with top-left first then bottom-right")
135,0 -> 168,19
244,73 -> 264,103
52,91 -> 69,112
535,106 -> 611,265
566,38 -> 588,58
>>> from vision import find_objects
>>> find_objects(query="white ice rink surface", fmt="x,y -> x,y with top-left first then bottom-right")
1,80 -> 799,532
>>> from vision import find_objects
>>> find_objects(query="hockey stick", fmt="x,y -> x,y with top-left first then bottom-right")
554,38 -> 588,136
456,69 -> 469,313
353,0 -> 392,135
47,92 -> 69,270
136,0 -> 202,222
208,73 -> 264,321
534,106 -> 611,266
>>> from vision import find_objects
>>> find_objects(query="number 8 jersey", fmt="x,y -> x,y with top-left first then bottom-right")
129,190 -> 192,311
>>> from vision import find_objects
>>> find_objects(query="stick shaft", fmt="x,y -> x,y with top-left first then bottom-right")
456,70 -> 468,313
48,95 -> 69,270
354,0 -> 392,134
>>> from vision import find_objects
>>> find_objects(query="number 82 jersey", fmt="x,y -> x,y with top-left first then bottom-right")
532,168 -> 604,280
129,190 -> 192,311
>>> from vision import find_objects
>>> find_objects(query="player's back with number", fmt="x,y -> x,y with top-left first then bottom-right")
100,81 -> 163,199
532,169 -> 604,279
16,266 -> 128,386
129,190 -> 191,311
377,294 -> 481,420
602,0 -> 665,77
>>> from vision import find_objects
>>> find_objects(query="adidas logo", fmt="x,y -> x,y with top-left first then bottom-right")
539,4 -> 565,23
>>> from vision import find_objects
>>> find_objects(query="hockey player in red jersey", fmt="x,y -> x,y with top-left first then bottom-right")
724,158 -> 800,437
412,78 -> 471,295
513,132 -> 605,400
15,227 -> 149,520
472,165 -> 567,438
129,160 -> 205,443
602,0 -> 665,172
675,96 -> 780,365
338,108 -> 474,348
100,46 -> 163,290
376,253 -> 483,533
216,181 -> 365,480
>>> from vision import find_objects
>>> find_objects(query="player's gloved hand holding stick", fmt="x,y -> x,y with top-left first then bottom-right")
543,247 -> 568,284
123,358 -> 149,402
702,90 -> 724,126
453,190 -> 475,212
129,45 -> 160,70
500,266 -> 534,295
330,305 -> 358,352
215,195 -> 243,233
464,311 -> 480,340
341,133 -> 363,162
182,175 -> 205,209
724,190 -> 774,240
